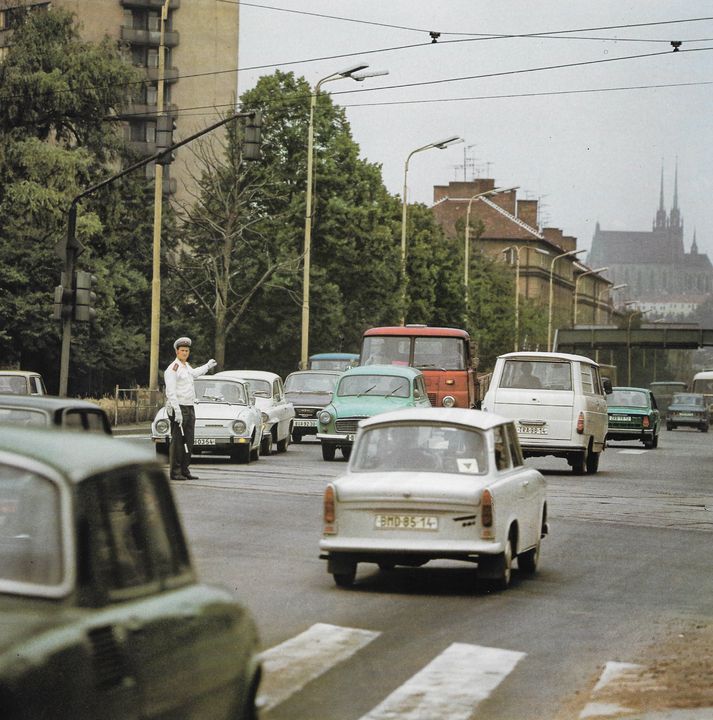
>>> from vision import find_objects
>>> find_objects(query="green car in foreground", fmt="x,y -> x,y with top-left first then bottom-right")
606,386 -> 661,449
316,365 -> 431,461
0,427 -> 261,720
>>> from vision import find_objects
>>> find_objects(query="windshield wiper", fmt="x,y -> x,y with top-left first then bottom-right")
384,385 -> 406,398
357,384 -> 377,397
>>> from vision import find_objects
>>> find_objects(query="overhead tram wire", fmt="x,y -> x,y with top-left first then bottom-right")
114,78 -> 713,121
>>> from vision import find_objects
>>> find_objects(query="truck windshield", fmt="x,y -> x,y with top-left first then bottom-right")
362,336 -> 466,370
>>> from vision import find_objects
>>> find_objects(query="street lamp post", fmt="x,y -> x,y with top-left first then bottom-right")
572,266 -> 608,326
596,283 -> 627,324
625,301 -> 649,385
502,245 -> 549,351
300,64 -> 387,369
400,136 -> 462,325
463,186 -> 518,319
547,249 -> 586,351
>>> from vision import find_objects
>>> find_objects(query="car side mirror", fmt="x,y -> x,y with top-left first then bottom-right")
602,377 -> 613,394
414,389 -> 421,400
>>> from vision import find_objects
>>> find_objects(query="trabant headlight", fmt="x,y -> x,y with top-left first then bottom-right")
232,420 -> 247,434
261,411 -> 269,424
442,395 -> 456,408
156,419 -> 170,434
318,410 -> 332,425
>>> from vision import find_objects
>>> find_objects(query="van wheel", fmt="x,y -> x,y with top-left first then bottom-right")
585,450 -> 600,473
570,452 -> 585,475
322,444 -> 336,461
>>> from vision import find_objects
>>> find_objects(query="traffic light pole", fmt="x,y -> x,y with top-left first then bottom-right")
59,109 -> 260,396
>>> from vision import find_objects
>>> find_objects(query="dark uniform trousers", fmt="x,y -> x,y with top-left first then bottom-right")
169,404 -> 195,478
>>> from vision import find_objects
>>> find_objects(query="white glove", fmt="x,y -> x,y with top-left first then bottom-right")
173,407 -> 183,425
207,358 -> 217,370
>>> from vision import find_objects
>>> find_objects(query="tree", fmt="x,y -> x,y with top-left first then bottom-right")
0,7 -> 157,393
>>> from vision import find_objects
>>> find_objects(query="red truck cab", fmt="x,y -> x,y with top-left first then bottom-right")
360,325 -> 478,408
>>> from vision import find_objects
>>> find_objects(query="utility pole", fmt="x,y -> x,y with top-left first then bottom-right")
149,0 -> 171,392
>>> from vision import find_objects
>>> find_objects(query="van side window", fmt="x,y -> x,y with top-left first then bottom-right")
505,423 -> 523,466
591,367 -> 603,395
580,364 -> 595,394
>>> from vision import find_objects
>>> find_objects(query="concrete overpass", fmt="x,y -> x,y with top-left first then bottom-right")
553,325 -> 713,353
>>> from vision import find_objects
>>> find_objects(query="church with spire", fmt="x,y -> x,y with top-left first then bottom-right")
588,165 -> 713,317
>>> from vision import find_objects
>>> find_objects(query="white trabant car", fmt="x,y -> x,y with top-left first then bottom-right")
216,370 -> 295,455
319,407 -> 548,591
152,375 -> 263,463
482,351 -> 610,474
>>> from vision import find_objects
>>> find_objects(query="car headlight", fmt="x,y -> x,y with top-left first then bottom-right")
318,410 -> 332,425
156,419 -> 170,434
261,411 -> 269,424
232,420 -> 247,434
442,395 -> 456,408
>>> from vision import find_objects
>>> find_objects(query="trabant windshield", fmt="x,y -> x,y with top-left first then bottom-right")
195,379 -> 247,404
338,375 -> 409,398
0,464 -> 63,588
671,394 -> 704,406
607,390 -> 648,408
0,376 -> 28,394
352,423 -> 487,475
692,379 -> 713,394
501,360 -> 572,391
240,379 -> 271,398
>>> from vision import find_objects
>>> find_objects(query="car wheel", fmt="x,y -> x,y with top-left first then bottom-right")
492,538 -> 513,590
666,423 -> 674,431
260,434 -> 272,456
321,443 -> 336,461
585,450 -> 600,473
276,434 -> 289,453
341,446 -> 352,461
518,539 -> 540,575
652,432 -> 659,448
333,565 -> 356,588
292,431 -> 303,443
701,425 -> 709,433
569,452 -> 585,475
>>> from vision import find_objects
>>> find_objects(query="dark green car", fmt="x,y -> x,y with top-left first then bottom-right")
0,427 -> 261,720
606,386 -> 661,449
316,365 -> 431,461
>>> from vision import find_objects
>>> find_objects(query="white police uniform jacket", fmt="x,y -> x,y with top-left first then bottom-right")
164,359 -> 214,416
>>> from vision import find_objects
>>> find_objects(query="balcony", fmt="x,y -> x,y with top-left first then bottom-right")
146,66 -> 179,83
120,0 -> 180,8
120,26 -> 179,47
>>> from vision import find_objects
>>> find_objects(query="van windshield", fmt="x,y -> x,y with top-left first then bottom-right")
500,359 -> 572,391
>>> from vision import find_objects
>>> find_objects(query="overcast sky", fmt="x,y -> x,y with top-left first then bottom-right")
236,1 -> 713,260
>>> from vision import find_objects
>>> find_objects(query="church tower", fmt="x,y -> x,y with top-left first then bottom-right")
653,166 -> 668,230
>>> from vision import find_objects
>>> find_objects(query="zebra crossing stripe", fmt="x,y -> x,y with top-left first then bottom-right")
256,622 -> 380,712
359,642 -> 526,720
579,661 -> 643,718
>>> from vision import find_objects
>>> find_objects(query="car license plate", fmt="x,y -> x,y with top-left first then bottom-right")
194,438 -> 216,445
374,514 -> 438,530
294,419 -> 316,427
679,412 -> 694,417
611,415 -> 631,422
518,425 -> 548,435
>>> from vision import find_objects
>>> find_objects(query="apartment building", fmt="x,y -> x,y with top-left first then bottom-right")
0,0 -> 240,198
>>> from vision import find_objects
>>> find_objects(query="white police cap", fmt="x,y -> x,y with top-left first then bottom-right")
173,336 -> 192,350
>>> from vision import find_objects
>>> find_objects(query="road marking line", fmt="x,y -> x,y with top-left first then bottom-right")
256,623 -> 380,711
580,661 -> 643,718
359,643 -> 525,720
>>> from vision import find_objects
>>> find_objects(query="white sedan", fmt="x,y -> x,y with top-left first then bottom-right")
319,407 -> 548,590
151,376 -> 263,463
216,370 -> 295,455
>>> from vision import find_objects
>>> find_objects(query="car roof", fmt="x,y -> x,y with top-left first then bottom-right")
498,351 -> 599,365
611,386 -> 649,392
0,370 -> 42,377
0,395 -> 104,411
196,375 -> 247,384
0,426 -> 157,484
650,381 -> 687,386
340,364 -> 423,378
216,370 -> 280,381
286,369 -> 342,377
360,407 -> 512,430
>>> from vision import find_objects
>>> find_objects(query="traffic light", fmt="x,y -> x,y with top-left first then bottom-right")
155,115 -> 177,166
74,270 -> 97,323
243,111 -> 262,161
52,273 -> 73,321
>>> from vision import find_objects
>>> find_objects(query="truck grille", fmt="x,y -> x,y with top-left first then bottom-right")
295,407 -> 319,419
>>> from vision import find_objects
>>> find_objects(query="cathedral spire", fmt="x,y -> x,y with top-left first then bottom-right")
670,157 -> 682,231
691,228 -> 698,254
654,162 -> 667,230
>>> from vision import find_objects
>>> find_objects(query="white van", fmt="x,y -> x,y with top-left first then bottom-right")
690,370 -> 713,421
482,351 -> 610,474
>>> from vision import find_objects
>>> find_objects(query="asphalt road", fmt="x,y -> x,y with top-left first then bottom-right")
151,428 -> 713,720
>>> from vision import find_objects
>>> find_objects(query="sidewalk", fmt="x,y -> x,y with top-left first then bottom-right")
112,421 -> 152,436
